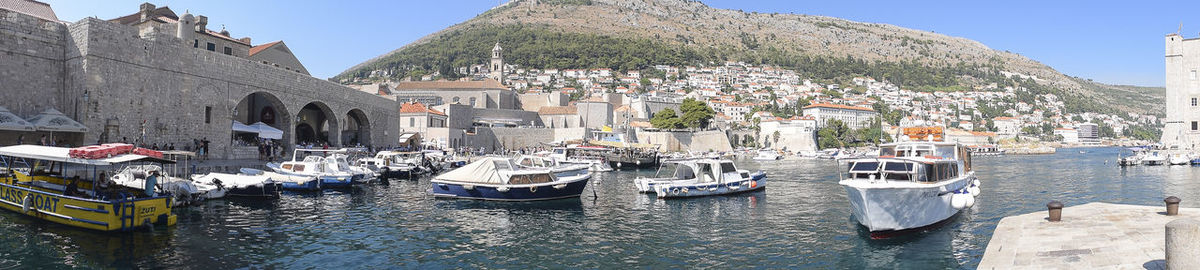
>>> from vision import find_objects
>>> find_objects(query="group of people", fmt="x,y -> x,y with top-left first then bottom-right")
14,135 -> 69,147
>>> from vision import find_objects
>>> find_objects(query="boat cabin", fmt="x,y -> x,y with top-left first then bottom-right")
843,142 -> 971,183
654,159 -> 748,184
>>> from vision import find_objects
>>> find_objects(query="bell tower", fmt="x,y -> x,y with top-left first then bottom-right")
489,42 -> 504,84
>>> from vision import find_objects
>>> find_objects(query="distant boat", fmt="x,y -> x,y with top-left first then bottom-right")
1142,151 -> 1167,166
633,158 -> 766,198
1168,154 -> 1191,166
752,149 -> 782,161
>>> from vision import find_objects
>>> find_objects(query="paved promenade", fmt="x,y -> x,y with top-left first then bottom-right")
978,202 -> 1199,269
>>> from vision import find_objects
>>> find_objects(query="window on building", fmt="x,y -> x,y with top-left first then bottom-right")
1193,98 -> 1198,107
469,97 -> 477,107
206,42 -> 215,51
193,39 -> 198,48
1192,70 -> 1197,80
223,47 -> 232,55
1193,121 -> 1198,131
204,106 -> 212,124
452,97 -> 460,103
409,118 -> 415,127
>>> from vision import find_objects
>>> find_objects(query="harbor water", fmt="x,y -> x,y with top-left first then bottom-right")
3,147 -> 1200,269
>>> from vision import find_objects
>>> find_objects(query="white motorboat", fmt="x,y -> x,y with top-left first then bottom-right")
633,158 -> 766,198
191,173 -> 282,197
110,164 -> 226,205
430,157 -> 592,201
838,127 -> 980,233
240,168 -> 320,191
752,149 -> 781,161
1168,153 -> 1191,165
1142,151 -> 1167,166
547,146 -> 615,172
268,149 -> 359,188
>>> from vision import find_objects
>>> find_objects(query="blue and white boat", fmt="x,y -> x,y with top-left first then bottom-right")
431,157 -> 591,201
634,159 -> 766,198
190,173 -> 282,198
268,149 -> 358,188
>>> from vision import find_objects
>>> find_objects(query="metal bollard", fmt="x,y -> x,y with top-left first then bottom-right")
1166,218 -> 1200,270
1165,196 -> 1182,216
1047,201 -> 1064,222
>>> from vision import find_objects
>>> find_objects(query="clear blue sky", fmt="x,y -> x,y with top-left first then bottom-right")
41,0 -> 1194,87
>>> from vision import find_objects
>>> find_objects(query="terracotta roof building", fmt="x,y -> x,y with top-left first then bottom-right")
802,103 -> 880,129
0,0 -> 58,22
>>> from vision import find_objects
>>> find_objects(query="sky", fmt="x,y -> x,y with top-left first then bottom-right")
38,0 -> 1200,87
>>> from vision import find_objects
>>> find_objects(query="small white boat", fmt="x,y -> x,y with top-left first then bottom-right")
546,147 -> 614,172
839,127 -> 980,234
240,168 -> 320,191
191,173 -> 282,197
752,149 -> 781,161
269,149 -> 359,188
110,164 -> 226,205
1169,153 -> 1191,165
633,159 -> 766,198
1142,151 -> 1167,166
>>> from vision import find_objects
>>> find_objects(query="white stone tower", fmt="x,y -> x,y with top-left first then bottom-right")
1163,33 -> 1196,149
177,11 -> 195,44
489,42 -> 504,83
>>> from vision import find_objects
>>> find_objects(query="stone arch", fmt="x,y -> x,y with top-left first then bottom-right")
233,91 -> 292,147
342,108 -> 371,147
295,101 -> 338,146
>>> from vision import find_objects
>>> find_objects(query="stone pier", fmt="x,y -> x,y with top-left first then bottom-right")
979,202 -> 1200,269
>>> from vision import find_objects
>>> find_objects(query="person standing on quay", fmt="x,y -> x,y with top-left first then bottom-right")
201,137 -> 210,160
15,135 -> 23,145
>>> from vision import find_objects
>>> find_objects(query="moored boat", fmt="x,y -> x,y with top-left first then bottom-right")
430,157 -> 591,201
752,149 -> 781,161
634,158 -> 766,198
240,168 -> 320,191
191,173 -> 282,197
1142,151 -> 1167,165
838,127 -> 980,234
0,145 -> 177,231
269,149 -> 359,188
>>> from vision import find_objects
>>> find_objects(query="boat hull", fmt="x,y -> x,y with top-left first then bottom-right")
652,172 -> 767,198
431,174 -> 591,202
840,174 -> 975,232
0,182 -> 176,231
320,176 -> 356,188
280,179 -> 321,191
225,182 -> 283,197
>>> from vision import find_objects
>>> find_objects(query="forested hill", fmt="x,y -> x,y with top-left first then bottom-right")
335,0 -> 1162,116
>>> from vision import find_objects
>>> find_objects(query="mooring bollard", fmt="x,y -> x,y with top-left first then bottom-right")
1047,201 -> 1063,222
1165,196 -> 1182,216
1165,218 -> 1200,270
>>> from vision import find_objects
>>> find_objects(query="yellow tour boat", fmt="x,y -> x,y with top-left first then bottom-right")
0,145 -> 177,231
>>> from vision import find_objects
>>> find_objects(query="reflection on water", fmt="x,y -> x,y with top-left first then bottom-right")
1,147 -> 1198,268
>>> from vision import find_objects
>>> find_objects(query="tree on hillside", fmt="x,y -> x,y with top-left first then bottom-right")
650,108 -> 684,130
679,98 -> 715,129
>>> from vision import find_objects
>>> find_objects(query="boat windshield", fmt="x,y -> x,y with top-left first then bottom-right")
672,164 -> 695,180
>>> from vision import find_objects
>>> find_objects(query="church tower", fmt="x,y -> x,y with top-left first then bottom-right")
489,42 -> 504,84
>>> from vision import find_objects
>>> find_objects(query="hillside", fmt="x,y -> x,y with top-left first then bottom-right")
335,0 -> 1163,116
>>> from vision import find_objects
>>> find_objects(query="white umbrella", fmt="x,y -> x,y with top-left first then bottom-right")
26,108 -> 87,132
250,122 -> 283,140
0,106 -> 34,132
232,120 -> 257,133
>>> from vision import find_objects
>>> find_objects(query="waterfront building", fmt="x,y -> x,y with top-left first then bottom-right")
1054,128 -> 1080,143
992,117 -> 1020,138
397,102 -> 447,146
801,103 -> 878,129
0,2 -> 396,157
1076,122 -> 1100,145
758,116 -> 818,152
1164,32 -> 1200,149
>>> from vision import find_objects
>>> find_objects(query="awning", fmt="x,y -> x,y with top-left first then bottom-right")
398,133 -> 420,145
250,122 -> 284,139
232,121 -> 257,133
25,108 -> 87,132
0,106 -> 34,132
0,145 -> 173,165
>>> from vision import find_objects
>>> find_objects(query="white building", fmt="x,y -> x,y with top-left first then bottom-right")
802,103 -> 878,129
1163,33 -> 1200,149
1054,128 -> 1079,143
758,116 -> 818,152
993,117 -> 1020,138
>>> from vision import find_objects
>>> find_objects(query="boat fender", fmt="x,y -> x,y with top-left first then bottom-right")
973,179 -> 981,188
496,186 -> 509,192
21,193 -> 34,213
463,185 -> 475,190
951,192 -> 968,210
964,194 -> 976,208
530,185 -> 538,193
681,187 -> 689,193
968,186 -> 980,197
750,181 -> 758,189
553,184 -> 567,190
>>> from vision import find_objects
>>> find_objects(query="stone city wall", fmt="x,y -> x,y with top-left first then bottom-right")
0,9 -> 66,117
637,130 -> 733,152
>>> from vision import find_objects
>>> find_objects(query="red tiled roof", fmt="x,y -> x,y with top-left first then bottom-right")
993,117 -> 1018,121
802,103 -> 875,112
248,41 -> 281,56
399,102 -> 445,116
1,0 -> 58,21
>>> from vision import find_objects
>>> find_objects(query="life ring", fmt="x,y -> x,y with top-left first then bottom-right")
529,185 -> 538,193
670,188 -> 680,195
21,193 -> 34,213
750,181 -> 758,188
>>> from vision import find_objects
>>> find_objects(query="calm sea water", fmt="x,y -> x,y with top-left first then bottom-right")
3,147 -> 1200,269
